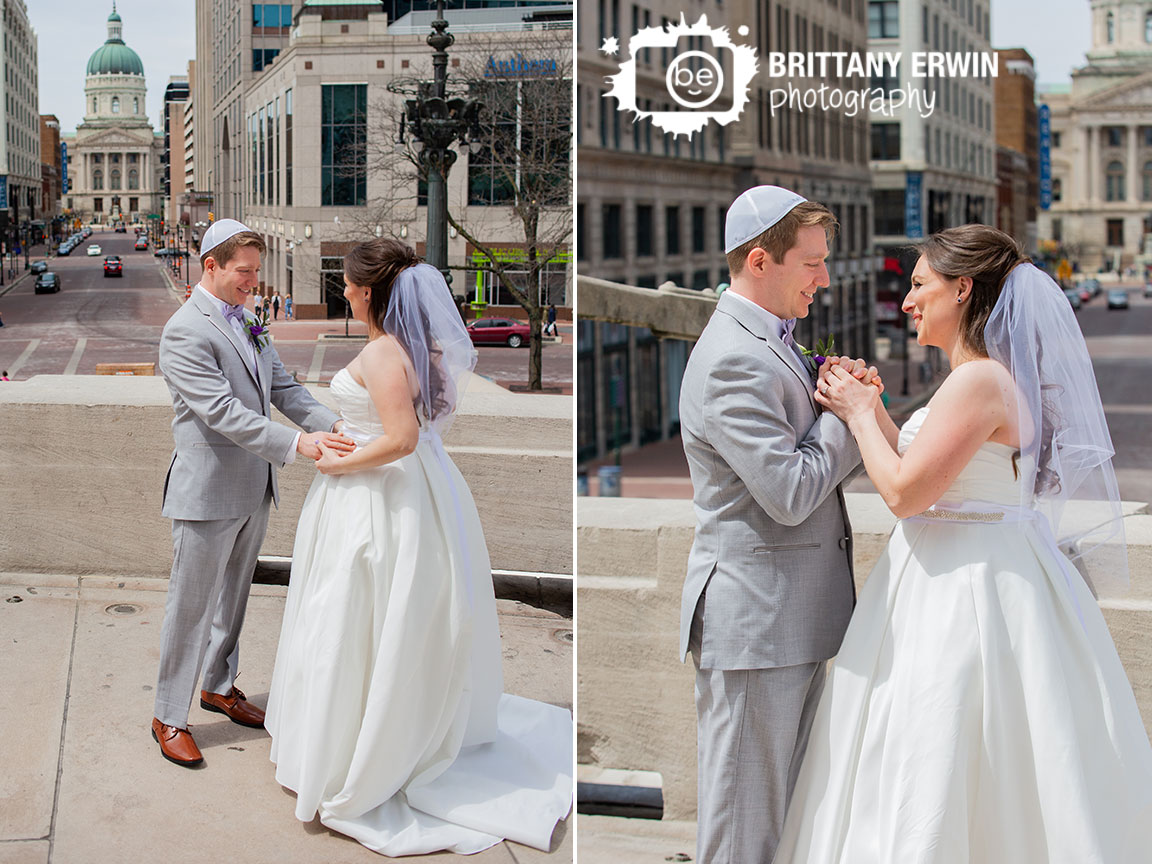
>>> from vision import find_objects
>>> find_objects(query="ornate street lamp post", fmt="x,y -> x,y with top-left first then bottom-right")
391,0 -> 483,296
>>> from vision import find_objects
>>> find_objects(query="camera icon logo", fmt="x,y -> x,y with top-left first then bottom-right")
667,50 -> 725,109
603,15 -> 758,138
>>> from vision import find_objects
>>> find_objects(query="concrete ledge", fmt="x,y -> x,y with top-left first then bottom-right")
0,375 -> 572,577
577,494 -> 1152,820
576,275 -> 716,340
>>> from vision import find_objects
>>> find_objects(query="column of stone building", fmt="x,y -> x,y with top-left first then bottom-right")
1127,123 -> 1139,203
1087,125 -> 1097,203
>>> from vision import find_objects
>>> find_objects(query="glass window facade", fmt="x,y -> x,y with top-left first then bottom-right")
253,4 -> 293,28
321,84 -> 367,206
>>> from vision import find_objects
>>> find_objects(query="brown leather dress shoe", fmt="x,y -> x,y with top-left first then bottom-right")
199,686 -> 266,728
151,718 -> 203,767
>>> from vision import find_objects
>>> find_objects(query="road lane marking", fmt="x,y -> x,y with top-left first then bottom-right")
307,342 -> 326,383
7,338 -> 40,376
63,338 -> 87,375
1102,404 -> 1152,415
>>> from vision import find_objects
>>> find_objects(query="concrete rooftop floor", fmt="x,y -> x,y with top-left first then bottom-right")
0,573 -> 572,864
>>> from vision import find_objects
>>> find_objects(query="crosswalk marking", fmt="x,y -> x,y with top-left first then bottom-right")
6,338 -> 40,377
63,338 -> 87,375
307,342 -> 326,383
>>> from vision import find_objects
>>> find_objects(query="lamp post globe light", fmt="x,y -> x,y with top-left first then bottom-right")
391,0 -> 483,297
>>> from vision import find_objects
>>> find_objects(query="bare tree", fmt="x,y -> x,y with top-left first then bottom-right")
364,27 -> 572,391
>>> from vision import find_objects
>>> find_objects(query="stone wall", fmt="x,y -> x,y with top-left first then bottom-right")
0,374 -> 572,577
577,494 -> 1152,819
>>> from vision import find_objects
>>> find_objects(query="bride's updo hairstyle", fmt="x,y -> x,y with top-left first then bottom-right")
343,238 -> 422,330
916,224 -> 1029,358
343,238 -> 449,419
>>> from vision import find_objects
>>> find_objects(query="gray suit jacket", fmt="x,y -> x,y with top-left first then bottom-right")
679,290 -> 861,670
159,287 -> 341,521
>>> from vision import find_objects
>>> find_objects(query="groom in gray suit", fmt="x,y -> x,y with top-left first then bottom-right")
680,187 -> 875,862
151,219 -> 353,767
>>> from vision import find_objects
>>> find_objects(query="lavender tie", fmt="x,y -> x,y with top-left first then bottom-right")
223,304 -> 245,325
780,318 -> 797,349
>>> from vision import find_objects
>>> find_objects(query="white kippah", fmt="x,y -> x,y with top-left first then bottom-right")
724,185 -> 807,253
199,218 -> 254,258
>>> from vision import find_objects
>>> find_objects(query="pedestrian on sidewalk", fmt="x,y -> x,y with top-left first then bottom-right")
1,370 -> 8,381
272,291 -> 281,320
263,294 -> 272,319
545,303 -> 558,336
285,293 -> 293,320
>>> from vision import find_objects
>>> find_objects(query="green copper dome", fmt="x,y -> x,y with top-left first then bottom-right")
87,4 -> 142,76
86,42 -> 143,76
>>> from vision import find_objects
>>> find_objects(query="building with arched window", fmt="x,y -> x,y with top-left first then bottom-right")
1040,0 -> 1152,271
60,4 -> 163,224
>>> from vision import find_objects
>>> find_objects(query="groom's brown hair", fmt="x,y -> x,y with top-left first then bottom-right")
201,231 -> 266,269
726,202 -> 838,277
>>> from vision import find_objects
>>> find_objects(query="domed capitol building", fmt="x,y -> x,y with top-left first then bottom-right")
61,4 -> 163,223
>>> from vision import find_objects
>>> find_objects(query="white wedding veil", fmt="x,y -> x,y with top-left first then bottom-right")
984,263 -> 1128,596
381,262 -> 477,438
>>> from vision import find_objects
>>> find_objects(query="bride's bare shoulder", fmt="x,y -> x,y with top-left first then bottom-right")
928,357 -> 1019,444
936,357 -> 1014,400
360,333 -> 410,366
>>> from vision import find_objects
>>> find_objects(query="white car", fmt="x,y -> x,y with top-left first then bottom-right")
87,244 -> 102,256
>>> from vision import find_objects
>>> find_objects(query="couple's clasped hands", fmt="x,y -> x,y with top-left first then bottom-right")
297,424 -> 356,469
814,356 -> 883,423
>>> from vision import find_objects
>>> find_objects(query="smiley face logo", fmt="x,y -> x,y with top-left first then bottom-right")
666,50 -> 724,109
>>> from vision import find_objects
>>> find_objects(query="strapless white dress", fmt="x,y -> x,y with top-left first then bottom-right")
265,369 -> 572,856
776,406 -> 1152,863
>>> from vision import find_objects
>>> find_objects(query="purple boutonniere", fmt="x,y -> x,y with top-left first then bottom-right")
245,308 -> 270,353
799,333 -> 836,380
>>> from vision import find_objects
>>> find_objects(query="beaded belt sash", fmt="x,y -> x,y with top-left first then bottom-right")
906,503 -> 1035,525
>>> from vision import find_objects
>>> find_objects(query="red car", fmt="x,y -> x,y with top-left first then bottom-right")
466,317 -> 530,348
103,255 -> 122,277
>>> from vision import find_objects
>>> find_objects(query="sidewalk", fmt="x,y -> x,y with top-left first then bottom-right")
576,815 -> 696,864
0,573 -> 572,863
581,341 -> 946,499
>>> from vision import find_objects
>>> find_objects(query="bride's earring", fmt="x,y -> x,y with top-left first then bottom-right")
957,295 -> 963,303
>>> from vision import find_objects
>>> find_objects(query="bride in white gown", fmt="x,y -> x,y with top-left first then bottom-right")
264,240 -> 572,856
776,225 -> 1152,862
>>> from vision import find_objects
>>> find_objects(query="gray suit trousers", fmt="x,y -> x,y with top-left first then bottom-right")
691,608 -> 826,864
153,492 -> 271,727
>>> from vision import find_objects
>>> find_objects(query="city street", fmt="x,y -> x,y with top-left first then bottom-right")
1078,285 -> 1152,508
0,228 -> 571,393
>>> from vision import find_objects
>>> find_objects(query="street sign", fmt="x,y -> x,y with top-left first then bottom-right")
1039,104 -> 1052,211
61,142 -> 68,193
905,171 -> 923,239
0,176 -> 8,211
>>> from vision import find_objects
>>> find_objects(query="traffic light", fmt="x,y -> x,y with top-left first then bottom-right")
207,212 -> 214,223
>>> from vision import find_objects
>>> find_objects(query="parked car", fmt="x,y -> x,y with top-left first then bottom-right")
134,237 -> 148,251
34,272 -> 60,294
1078,287 -> 1093,303
1080,278 -> 1102,297
56,243 -> 73,256
87,244 -> 102,256
1063,288 -> 1082,311
103,255 -> 122,277
30,260 -> 47,274
114,224 -> 127,233
466,317 -> 531,348
1107,289 -> 1130,310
